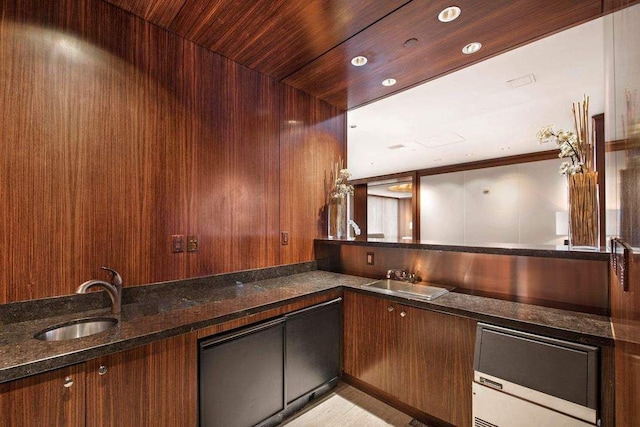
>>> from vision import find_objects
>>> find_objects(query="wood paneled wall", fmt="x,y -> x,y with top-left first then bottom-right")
0,0 -> 345,303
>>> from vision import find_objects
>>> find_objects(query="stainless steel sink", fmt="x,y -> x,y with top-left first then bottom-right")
366,279 -> 450,301
34,317 -> 118,341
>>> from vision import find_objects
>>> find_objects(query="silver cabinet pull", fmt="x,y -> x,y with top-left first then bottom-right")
387,306 -> 394,312
400,311 -> 407,317
63,376 -> 73,388
98,365 -> 108,376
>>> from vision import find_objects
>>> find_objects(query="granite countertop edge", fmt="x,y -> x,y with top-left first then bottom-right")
0,269 -> 613,384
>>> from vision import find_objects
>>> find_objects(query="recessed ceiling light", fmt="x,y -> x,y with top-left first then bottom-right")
462,42 -> 482,54
438,6 -> 461,22
351,56 -> 368,66
382,78 -> 397,87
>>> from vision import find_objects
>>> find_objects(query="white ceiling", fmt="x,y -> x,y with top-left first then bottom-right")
347,17 -> 605,180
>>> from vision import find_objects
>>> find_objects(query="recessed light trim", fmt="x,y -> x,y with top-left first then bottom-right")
438,6 -> 461,22
382,78 -> 397,87
404,38 -> 419,48
462,42 -> 482,54
351,56 -> 368,66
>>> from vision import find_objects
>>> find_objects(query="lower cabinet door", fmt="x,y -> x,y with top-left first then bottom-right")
199,318 -> 285,427
285,298 -> 342,406
0,363 -> 85,427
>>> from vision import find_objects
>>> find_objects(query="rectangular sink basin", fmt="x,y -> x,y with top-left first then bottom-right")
366,279 -> 450,301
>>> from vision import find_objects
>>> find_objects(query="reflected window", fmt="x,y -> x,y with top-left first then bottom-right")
367,177 -> 413,241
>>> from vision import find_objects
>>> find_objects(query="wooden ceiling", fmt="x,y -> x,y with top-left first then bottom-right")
104,0 -> 610,110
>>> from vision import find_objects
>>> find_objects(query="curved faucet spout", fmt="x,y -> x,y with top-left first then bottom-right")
76,267 -> 123,315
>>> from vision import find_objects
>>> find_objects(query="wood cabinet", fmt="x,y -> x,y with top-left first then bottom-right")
85,333 -> 198,427
0,363 -> 85,427
343,291 -> 476,427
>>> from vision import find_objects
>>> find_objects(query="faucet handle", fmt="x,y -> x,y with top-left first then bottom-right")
101,267 -> 122,288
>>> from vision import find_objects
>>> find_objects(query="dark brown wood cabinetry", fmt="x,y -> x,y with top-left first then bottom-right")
0,334 -> 197,427
343,291 -> 476,427
85,333 -> 198,426
0,363 -> 86,427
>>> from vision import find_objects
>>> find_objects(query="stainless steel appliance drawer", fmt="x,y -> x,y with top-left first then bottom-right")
473,323 -> 599,425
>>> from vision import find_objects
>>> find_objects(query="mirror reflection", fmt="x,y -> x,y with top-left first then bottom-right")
367,177 -> 413,241
350,17 -> 607,249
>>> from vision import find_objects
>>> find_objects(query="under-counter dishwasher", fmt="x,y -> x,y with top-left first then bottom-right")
473,323 -> 599,427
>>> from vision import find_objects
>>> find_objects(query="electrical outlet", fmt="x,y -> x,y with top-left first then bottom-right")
281,232 -> 289,246
366,252 -> 374,265
187,236 -> 198,252
172,235 -> 184,253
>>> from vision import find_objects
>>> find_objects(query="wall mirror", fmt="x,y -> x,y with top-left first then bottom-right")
347,16 -> 607,248
366,176 -> 414,241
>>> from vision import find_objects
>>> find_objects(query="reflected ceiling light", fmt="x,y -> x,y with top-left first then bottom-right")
438,6 -> 461,22
462,42 -> 482,54
382,78 -> 397,87
404,38 -> 419,48
388,183 -> 413,193
351,56 -> 368,66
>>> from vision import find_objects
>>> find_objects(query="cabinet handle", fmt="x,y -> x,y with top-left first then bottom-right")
387,306 -> 394,312
400,311 -> 407,317
98,365 -> 108,376
63,376 -> 73,388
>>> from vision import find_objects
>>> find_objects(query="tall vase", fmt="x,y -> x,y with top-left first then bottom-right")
568,171 -> 599,250
328,195 -> 348,239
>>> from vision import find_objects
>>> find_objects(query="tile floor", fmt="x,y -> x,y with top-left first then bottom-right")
282,382 -> 417,427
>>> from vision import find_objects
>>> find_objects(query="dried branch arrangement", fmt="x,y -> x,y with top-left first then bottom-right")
569,95 -> 598,247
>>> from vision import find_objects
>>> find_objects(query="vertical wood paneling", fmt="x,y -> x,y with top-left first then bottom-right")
0,0 -> 345,303
85,333 -> 198,426
0,363 -> 85,426
280,85 -> 345,264
605,2 -> 640,426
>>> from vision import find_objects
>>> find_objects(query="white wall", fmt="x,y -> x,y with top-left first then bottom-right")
420,158 -> 567,245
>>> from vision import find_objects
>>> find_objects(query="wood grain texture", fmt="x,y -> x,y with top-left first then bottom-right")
397,304 -> 476,427
0,0 -> 345,303
343,291 -> 399,396
343,291 -> 476,426
85,333 -> 198,426
102,0 -> 186,27
109,0 -> 409,80
279,85 -> 346,265
284,0 -> 604,109
0,363 -> 85,426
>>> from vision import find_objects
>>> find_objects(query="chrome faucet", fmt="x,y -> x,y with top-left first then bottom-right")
386,269 -> 417,283
76,267 -> 123,315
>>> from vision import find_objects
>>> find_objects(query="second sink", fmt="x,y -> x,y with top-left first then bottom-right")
34,317 -> 118,341
366,279 -> 450,301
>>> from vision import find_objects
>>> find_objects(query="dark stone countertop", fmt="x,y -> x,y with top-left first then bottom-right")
342,283 -> 613,347
0,266 -> 613,384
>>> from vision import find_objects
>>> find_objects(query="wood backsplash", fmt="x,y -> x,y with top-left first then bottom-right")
0,0 -> 344,303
